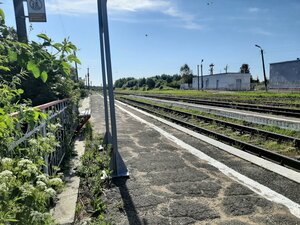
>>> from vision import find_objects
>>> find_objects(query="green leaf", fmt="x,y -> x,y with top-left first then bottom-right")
68,54 -> 81,65
68,42 -> 77,51
0,9 -> 5,22
53,43 -> 63,51
0,122 -> 7,129
27,61 -> 40,78
33,111 -> 40,121
0,108 -> 4,115
17,89 -> 24,94
41,71 -> 48,83
8,49 -> 18,62
62,61 -> 71,75
37,33 -> 51,42
40,113 -> 47,120
0,66 -> 10,72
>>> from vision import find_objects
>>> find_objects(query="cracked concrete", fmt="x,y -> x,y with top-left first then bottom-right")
89,94 -> 300,225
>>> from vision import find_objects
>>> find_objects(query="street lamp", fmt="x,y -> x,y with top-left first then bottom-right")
197,64 -> 200,91
255,44 -> 268,91
201,59 -> 204,91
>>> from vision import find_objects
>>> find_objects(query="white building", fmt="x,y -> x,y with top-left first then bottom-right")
192,73 -> 251,91
270,59 -> 300,89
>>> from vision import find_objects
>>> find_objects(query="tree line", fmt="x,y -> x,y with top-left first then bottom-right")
115,63 -> 252,90
114,64 -> 193,90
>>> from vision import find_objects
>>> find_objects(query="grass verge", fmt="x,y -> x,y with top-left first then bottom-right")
74,122 -> 112,225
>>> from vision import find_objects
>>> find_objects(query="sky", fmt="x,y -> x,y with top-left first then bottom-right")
2,0 -> 300,85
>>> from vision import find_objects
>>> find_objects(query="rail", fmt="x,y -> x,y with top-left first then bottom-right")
119,97 -> 300,171
116,93 -> 300,118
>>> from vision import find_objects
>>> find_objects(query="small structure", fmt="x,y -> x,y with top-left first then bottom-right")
180,83 -> 192,90
192,73 -> 251,91
269,59 -> 300,89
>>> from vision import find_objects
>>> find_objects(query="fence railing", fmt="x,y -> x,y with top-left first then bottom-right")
10,99 -> 73,175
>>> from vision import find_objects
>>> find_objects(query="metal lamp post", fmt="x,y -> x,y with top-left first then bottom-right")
255,45 -> 268,92
197,65 -> 200,91
201,59 -> 204,91
97,0 -> 128,177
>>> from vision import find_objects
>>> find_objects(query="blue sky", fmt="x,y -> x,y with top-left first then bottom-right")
2,0 -> 300,85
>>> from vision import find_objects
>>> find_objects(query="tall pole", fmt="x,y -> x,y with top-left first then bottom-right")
13,0 -> 28,43
87,68 -> 90,89
197,65 -> 200,91
261,49 -> 267,92
73,51 -> 79,82
201,59 -> 204,91
97,0 -> 110,144
255,45 -> 268,92
99,0 -> 128,177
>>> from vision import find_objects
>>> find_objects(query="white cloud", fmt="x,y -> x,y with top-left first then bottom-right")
46,0 -> 203,30
248,7 -> 260,13
108,0 -> 170,12
249,28 -> 273,36
46,0 -> 97,15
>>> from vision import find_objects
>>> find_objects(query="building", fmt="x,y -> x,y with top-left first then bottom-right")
270,59 -> 300,89
192,73 -> 251,91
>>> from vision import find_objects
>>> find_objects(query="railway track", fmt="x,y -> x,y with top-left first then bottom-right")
116,93 -> 300,118
118,96 -> 300,171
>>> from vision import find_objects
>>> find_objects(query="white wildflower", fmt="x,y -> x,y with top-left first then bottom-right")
30,211 -> 52,222
20,183 -> 35,197
36,181 -> 47,190
28,139 -> 38,146
48,178 -> 63,187
18,159 -> 33,167
37,174 -> 48,183
45,188 -> 56,197
1,158 -> 13,165
0,170 -> 14,182
0,183 -> 8,193
30,211 -> 44,221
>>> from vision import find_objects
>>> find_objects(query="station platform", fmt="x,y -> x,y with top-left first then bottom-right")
90,94 -> 300,225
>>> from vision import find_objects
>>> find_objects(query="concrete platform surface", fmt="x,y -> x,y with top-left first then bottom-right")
90,94 -> 300,225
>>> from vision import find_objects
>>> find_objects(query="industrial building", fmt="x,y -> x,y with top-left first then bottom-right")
269,59 -> 300,89
192,73 -> 251,91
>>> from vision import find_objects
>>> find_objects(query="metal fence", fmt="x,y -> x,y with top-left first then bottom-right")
10,99 -> 73,175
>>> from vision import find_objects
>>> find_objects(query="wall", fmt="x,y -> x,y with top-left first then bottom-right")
192,73 -> 251,91
270,60 -> 300,89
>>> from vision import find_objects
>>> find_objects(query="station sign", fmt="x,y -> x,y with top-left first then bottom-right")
27,0 -> 47,22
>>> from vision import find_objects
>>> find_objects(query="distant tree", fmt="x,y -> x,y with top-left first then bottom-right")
114,78 -> 126,88
172,74 -> 182,81
125,79 -> 138,88
240,64 -> 250,73
180,64 -> 193,84
209,63 -> 215,75
250,76 -> 260,83
138,77 -> 146,87
146,77 -> 155,89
